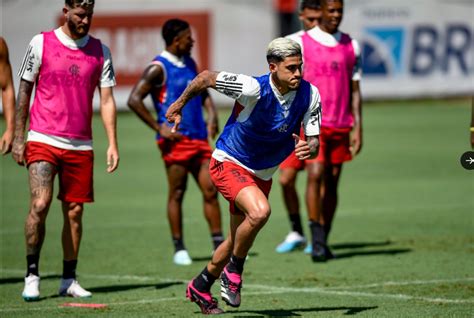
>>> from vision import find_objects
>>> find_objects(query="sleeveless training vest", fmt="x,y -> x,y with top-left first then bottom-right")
30,30 -> 104,140
216,74 -> 311,170
302,32 -> 355,128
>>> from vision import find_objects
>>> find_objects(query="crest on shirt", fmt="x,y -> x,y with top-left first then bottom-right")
69,64 -> 80,76
278,123 -> 289,133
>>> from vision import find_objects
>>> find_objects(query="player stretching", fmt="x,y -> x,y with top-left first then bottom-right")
166,38 -> 321,314
12,0 -> 119,300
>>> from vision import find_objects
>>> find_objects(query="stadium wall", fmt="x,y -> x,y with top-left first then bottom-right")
1,0 -> 275,110
1,0 -> 472,112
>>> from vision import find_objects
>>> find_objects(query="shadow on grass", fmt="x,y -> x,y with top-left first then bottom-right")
225,305 -> 378,316
193,252 -> 258,262
17,281 -> 184,301
0,274 -> 62,285
333,248 -> 412,259
87,281 -> 183,293
331,241 -> 392,250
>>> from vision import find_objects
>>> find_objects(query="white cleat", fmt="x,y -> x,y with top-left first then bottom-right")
58,278 -> 92,298
173,250 -> 192,265
275,231 -> 306,253
22,274 -> 40,301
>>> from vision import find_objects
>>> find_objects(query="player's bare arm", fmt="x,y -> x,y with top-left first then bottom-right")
0,37 -> 15,155
12,79 -> 35,165
128,64 -> 182,141
306,135 -> 319,159
166,70 -> 219,132
127,64 -> 163,133
201,89 -> 219,139
350,80 -> 362,156
99,86 -> 119,173
294,134 -> 319,160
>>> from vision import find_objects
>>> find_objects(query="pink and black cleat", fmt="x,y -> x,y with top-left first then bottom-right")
186,280 -> 224,315
220,267 -> 242,307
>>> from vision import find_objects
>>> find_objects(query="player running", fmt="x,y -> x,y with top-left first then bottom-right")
166,37 -> 321,314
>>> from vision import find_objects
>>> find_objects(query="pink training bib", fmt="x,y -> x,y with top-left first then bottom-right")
29,30 -> 104,140
302,32 -> 356,128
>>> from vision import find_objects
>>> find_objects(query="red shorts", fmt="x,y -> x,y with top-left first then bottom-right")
209,157 -> 272,215
157,137 -> 212,166
279,127 -> 306,171
25,141 -> 94,203
279,127 -> 352,170
316,126 -> 352,165
279,150 -> 305,170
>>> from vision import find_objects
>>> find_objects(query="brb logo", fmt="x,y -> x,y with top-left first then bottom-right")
362,27 -> 405,75
362,24 -> 473,76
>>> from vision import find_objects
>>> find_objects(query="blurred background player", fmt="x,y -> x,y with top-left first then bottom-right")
277,0 -> 362,260
12,0 -> 119,300
286,0 -> 321,42
276,0 -> 322,253
166,37 -> 321,314
127,18 -> 224,266
302,0 -> 363,261
0,37 -> 15,155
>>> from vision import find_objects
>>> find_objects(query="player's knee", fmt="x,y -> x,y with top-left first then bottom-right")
169,188 -> 186,202
66,203 -> 84,222
30,198 -> 51,216
279,174 -> 295,188
307,170 -> 323,185
202,185 -> 218,202
247,205 -> 271,228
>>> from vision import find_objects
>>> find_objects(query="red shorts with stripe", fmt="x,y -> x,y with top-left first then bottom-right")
209,157 -> 272,215
157,137 -> 212,166
25,141 -> 94,203
279,127 -> 352,170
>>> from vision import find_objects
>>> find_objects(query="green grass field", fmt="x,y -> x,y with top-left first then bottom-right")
1,99 -> 473,317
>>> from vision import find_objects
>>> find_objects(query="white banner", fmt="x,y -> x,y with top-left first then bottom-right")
342,0 -> 474,98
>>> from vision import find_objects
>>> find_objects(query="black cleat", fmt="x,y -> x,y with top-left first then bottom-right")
324,245 -> 335,260
311,244 -> 334,263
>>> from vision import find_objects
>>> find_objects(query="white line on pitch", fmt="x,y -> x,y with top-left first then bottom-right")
1,268 -> 473,313
243,287 -> 474,304
325,277 -> 474,290
2,268 -> 473,291
1,288 -> 472,313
